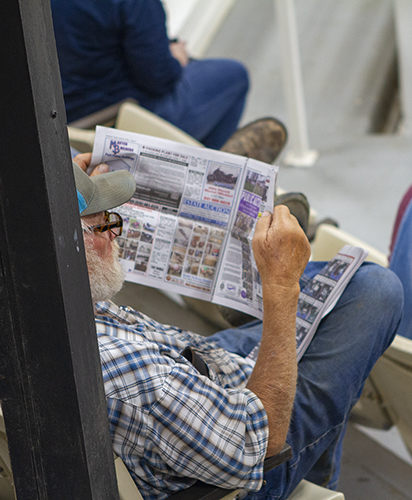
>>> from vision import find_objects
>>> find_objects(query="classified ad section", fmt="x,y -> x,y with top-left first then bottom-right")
91,126 -> 278,310
115,203 -> 228,300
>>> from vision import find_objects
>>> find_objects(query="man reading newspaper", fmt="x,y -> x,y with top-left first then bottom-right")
75,154 -> 403,500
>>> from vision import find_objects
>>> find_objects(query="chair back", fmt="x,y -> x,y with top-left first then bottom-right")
115,102 -> 203,147
68,101 -> 203,155
311,223 -> 412,459
114,455 -> 144,500
370,334 -> 412,456
67,127 -> 96,153
311,224 -> 388,266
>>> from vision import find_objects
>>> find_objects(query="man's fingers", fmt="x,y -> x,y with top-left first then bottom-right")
72,152 -> 92,172
254,205 -> 297,244
254,210 -> 273,240
72,152 -> 109,177
273,204 -> 295,222
89,164 -> 109,176
253,203 -> 311,288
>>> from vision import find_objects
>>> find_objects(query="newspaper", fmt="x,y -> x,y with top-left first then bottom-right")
91,127 -> 369,362
247,244 -> 369,362
91,126 -> 277,319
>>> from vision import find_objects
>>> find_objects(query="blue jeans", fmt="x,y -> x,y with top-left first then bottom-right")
137,58 -> 249,149
207,262 -> 403,498
389,198 -> 412,339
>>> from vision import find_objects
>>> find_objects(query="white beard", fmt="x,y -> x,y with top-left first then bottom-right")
84,237 -> 125,303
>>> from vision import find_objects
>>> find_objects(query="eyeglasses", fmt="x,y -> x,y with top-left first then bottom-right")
87,211 -> 123,238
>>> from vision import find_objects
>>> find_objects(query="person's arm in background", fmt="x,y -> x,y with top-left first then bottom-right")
121,0 -> 185,96
247,207 -> 311,457
169,40 -> 189,67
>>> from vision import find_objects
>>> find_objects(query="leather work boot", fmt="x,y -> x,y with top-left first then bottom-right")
221,117 -> 288,164
306,217 -> 339,242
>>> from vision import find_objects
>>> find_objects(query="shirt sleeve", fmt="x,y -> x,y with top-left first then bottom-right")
147,364 -> 269,489
120,0 -> 183,96
101,335 -> 269,493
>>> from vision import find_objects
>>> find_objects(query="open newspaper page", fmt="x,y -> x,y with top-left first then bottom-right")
247,245 -> 369,363
91,126 -> 277,310
211,160 -> 276,319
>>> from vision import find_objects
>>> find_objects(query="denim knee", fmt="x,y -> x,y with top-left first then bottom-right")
357,263 -> 403,310
353,263 -> 403,343
234,60 -> 250,94
220,58 -> 250,95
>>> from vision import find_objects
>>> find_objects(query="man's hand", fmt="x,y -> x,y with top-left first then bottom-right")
73,153 -> 109,177
169,40 -> 189,67
252,206 -> 311,290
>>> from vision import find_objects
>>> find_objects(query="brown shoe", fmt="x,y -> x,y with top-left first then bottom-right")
221,117 -> 288,164
307,217 -> 339,242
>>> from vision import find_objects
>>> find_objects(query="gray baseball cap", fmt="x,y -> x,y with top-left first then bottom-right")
73,162 -> 136,216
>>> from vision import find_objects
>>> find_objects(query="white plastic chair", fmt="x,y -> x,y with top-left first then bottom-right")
311,223 -> 388,267
368,335 -> 412,455
115,452 -> 344,500
68,101 -> 202,153
289,480 -> 344,500
115,102 -> 203,147
311,223 -> 412,458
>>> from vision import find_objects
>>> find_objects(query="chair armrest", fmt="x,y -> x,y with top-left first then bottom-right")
166,444 -> 292,500
166,482 -> 240,500
263,443 -> 293,472
289,480 -> 345,499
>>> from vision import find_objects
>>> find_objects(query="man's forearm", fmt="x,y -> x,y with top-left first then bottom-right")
246,283 -> 300,457
249,206 -> 311,457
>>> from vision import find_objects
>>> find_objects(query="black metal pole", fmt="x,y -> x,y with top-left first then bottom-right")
0,1 -> 119,498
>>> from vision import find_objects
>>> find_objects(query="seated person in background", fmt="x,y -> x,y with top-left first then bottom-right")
50,0 -> 249,149
74,155 -> 403,500
387,184 -> 412,340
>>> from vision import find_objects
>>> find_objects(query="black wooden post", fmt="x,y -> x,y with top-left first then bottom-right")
0,1 -> 119,498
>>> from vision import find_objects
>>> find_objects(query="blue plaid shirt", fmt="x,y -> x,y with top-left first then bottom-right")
95,301 -> 269,500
